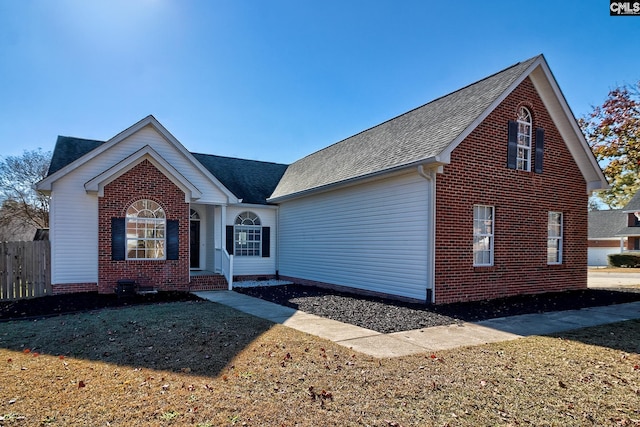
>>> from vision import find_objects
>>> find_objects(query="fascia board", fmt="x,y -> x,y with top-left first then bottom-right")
36,115 -> 158,192
84,145 -> 202,202
37,115 -> 240,203
142,116 -> 240,203
228,202 -> 279,210
438,57 -> 544,163
529,62 -> 609,192
268,157 -> 445,203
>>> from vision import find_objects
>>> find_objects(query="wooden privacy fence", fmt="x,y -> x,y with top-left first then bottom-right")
0,241 -> 51,301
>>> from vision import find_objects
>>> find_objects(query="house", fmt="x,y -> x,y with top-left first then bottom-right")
36,54 -> 607,304
588,210 -> 627,265
588,192 -> 640,266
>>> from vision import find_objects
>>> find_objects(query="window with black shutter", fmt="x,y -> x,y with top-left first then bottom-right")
507,120 -> 518,169
534,128 -> 544,174
111,217 -> 125,261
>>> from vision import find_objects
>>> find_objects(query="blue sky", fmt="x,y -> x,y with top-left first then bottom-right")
0,0 -> 638,165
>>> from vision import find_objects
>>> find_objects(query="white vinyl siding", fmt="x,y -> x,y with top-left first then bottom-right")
49,178 -> 99,285
277,172 -> 432,301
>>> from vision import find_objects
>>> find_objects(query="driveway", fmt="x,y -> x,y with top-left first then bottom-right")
588,270 -> 640,288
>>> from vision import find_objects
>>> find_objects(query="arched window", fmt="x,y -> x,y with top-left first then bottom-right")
234,211 -> 261,256
516,107 -> 532,171
126,199 -> 166,259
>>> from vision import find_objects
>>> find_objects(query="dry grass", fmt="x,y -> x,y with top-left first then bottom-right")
0,299 -> 639,426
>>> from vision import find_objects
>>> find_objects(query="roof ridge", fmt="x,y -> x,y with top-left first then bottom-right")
295,55 -> 542,162
57,135 -> 105,143
191,151 -> 288,166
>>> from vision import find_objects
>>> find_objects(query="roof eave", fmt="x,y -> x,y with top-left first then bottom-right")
35,115 -> 241,204
528,60 -> 609,194
268,157 -> 446,203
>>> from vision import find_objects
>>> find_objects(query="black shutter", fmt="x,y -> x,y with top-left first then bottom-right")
166,220 -> 179,260
261,226 -> 270,258
226,225 -> 234,255
507,120 -> 518,169
534,128 -> 544,174
111,217 -> 125,261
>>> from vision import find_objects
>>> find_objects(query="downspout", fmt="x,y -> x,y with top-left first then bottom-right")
418,165 -> 436,304
275,206 -> 280,280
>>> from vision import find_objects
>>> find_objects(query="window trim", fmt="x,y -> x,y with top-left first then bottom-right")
547,212 -> 563,265
125,199 -> 166,261
516,107 -> 532,171
233,211 -> 262,257
473,205 -> 494,267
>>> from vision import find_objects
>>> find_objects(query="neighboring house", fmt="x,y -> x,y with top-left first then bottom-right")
589,192 -> 640,266
36,54 -> 607,304
588,210 -> 627,266
614,191 -> 640,252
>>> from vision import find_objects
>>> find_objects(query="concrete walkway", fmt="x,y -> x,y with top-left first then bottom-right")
194,290 -> 640,358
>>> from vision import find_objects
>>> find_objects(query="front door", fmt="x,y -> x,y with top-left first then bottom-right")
190,220 -> 200,268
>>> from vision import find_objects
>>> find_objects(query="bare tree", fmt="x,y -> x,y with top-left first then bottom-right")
0,149 -> 51,240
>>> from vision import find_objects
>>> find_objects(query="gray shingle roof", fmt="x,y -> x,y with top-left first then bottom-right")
47,136 -> 104,175
47,136 -> 288,205
588,210 -> 626,239
269,55 -> 540,201
191,153 -> 287,205
622,191 -> 640,212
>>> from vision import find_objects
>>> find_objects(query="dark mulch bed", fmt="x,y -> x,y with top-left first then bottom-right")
0,291 -> 202,322
3,286 -> 640,334
236,284 -> 640,333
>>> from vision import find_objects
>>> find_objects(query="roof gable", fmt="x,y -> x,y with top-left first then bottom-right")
36,115 -> 238,203
37,116 -> 288,205
84,145 -> 202,202
269,55 -> 607,202
622,191 -> 640,212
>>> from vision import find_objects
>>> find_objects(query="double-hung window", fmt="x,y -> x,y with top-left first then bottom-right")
234,211 -> 261,256
516,107 -> 532,171
473,205 -> 494,266
547,212 -> 563,264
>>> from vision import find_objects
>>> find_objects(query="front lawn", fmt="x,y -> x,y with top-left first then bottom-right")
0,300 -> 639,426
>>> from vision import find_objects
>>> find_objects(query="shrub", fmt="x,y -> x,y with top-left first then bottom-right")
608,253 -> 640,267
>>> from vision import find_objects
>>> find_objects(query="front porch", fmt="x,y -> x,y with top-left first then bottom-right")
189,204 -> 235,291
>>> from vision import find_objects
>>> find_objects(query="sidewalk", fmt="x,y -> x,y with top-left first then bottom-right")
194,291 -> 640,358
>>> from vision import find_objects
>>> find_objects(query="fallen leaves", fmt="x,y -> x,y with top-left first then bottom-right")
1,303 -> 639,426
308,386 -> 333,409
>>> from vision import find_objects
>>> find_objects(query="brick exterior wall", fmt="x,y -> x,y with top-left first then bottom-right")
189,274 -> 228,291
97,159 -> 190,293
434,77 -> 588,304
52,283 -> 98,294
588,239 -> 622,248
